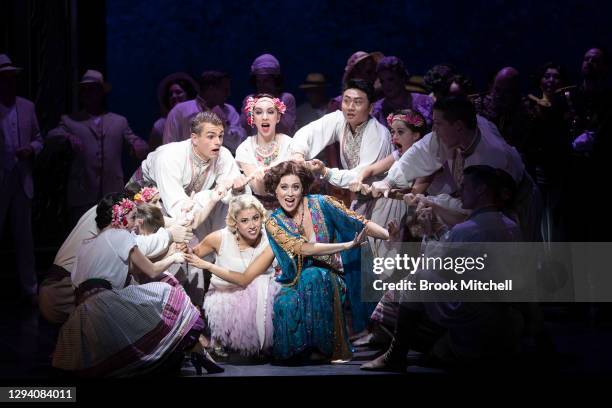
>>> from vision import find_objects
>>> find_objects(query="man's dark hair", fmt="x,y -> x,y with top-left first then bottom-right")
586,46 -> 610,65
433,95 -> 477,129
424,64 -> 456,97
463,165 -> 517,208
343,78 -> 375,104
532,62 -> 567,89
199,71 -> 230,92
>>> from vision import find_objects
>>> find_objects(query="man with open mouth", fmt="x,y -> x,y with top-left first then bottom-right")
290,78 -> 403,335
126,111 -> 250,306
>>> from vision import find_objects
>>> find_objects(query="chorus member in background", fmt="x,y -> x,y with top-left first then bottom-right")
240,54 -> 296,136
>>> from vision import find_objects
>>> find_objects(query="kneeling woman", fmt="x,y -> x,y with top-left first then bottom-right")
52,194 -> 222,377
186,161 -> 388,364
191,195 -> 279,357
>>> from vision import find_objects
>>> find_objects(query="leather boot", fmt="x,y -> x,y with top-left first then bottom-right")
360,306 -> 415,372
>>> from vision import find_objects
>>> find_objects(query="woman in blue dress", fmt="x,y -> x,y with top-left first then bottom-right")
185,161 -> 389,364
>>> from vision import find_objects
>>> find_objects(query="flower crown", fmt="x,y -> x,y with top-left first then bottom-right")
244,96 -> 287,127
134,187 -> 159,204
386,112 -> 425,128
111,199 -> 136,228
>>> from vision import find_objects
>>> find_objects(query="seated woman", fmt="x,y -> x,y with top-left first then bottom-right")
38,186 -> 193,326
190,195 -> 279,358
186,161 -> 389,364
130,201 -> 185,284
52,194 -> 223,377
236,94 -> 292,211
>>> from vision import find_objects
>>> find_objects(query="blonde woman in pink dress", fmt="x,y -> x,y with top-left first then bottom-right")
191,195 -> 279,358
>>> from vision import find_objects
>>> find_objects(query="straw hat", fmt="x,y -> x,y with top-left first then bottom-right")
79,69 -> 112,93
0,54 -> 22,73
343,50 -> 384,83
299,73 -> 328,89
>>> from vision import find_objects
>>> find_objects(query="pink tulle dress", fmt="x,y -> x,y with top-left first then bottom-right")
203,227 -> 279,356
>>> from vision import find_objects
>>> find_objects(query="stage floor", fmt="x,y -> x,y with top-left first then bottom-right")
2,303 -> 612,379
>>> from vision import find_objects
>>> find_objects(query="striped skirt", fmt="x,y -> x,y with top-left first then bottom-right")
52,281 -> 202,377
370,290 -> 400,330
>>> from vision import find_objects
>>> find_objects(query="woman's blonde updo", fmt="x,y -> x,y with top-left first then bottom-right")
226,195 -> 266,234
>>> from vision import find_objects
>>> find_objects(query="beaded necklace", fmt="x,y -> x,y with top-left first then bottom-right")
254,134 -> 279,167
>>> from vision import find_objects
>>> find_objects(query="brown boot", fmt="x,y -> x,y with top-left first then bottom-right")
360,337 -> 407,372
361,305 -> 420,372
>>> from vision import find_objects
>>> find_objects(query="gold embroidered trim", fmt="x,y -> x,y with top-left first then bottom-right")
330,275 -> 353,361
323,195 -> 368,223
265,217 -> 307,287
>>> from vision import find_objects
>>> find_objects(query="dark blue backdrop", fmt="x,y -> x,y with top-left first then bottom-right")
106,0 -> 612,140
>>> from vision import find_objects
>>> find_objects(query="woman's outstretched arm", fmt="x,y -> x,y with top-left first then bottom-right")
184,246 -> 275,289
191,230 -> 222,258
364,220 -> 390,241
130,247 -> 184,280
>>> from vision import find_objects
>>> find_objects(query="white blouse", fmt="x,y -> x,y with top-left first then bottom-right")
235,133 -> 293,168
72,229 -> 136,289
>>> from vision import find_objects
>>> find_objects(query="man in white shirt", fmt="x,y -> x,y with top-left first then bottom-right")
371,95 -> 541,241
136,111 -> 249,235
363,165 -> 525,371
134,111 -> 249,306
291,79 -> 404,257
0,55 -> 43,304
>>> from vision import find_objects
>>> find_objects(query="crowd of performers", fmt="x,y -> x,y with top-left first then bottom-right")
4,47 -> 610,376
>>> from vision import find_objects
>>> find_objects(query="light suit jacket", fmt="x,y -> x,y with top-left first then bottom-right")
47,111 -> 149,207
0,96 -> 43,199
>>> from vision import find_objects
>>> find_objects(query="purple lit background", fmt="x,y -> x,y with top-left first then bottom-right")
106,0 -> 612,139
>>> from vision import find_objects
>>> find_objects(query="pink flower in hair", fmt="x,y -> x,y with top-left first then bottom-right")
386,113 -> 395,128
244,96 -> 287,127
387,112 -> 425,128
244,96 -> 258,127
273,98 -> 287,115
111,199 -> 136,228
134,187 -> 159,204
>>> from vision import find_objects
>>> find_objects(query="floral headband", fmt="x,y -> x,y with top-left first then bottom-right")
386,112 -> 425,128
244,96 -> 287,127
111,198 -> 136,228
134,187 -> 159,204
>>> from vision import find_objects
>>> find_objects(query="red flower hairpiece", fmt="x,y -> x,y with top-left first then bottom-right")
244,96 -> 287,127
111,199 -> 136,228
